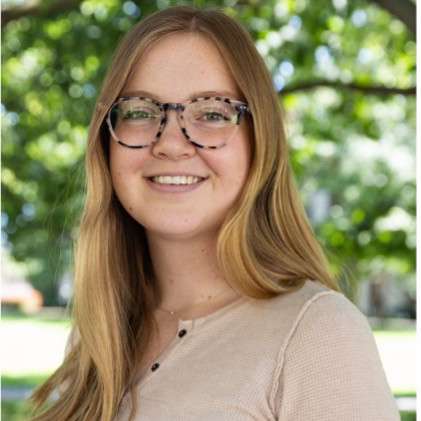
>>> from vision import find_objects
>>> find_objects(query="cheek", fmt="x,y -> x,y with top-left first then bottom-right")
109,143 -> 143,196
110,139 -> 145,173
109,152 -> 141,218
110,149 -> 126,192
207,130 -> 251,189
229,129 -> 252,184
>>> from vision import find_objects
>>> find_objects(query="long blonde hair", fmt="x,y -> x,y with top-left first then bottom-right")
29,6 -> 338,421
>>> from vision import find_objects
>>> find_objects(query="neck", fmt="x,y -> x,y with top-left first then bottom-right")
146,232 -> 236,314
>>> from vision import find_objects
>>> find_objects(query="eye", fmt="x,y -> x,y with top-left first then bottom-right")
186,100 -> 238,128
122,109 -> 158,120
194,106 -> 232,123
200,111 -> 227,122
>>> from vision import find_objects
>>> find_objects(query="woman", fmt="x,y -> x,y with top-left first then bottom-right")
30,6 -> 400,421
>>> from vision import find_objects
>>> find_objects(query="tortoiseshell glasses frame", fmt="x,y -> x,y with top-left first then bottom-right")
106,96 -> 250,150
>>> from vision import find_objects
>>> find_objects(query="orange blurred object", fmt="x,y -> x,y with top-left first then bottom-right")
1,275 -> 43,313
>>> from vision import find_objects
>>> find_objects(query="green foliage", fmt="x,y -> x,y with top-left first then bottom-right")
400,411 -> 416,421
2,374 -> 49,388
1,0 -> 415,305
2,401 -> 33,421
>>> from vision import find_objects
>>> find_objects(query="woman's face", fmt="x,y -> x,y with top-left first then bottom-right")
110,33 -> 251,241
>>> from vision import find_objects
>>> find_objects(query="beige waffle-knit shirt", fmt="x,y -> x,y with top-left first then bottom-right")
115,280 -> 399,421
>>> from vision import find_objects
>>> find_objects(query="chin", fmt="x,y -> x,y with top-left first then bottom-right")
141,219 -> 223,242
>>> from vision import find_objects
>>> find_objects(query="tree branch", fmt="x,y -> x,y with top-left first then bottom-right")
367,0 -> 416,37
1,0 -> 82,27
280,79 -> 416,96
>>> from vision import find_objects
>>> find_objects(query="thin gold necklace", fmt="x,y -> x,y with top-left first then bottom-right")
157,287 -> 232,316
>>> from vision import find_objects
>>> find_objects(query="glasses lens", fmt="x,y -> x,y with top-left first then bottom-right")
109,98 -> 163,147
184,98 -> 240,148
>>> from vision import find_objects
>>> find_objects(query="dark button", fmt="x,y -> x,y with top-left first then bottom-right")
178,329 -> 187,338
151,363 -> 160,371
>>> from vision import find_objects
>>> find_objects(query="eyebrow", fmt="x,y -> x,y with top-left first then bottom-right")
121,89 -> 241,102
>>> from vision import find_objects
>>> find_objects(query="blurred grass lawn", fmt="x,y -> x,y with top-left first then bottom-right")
2,313 -> 72,378
1,313 -> 416,421
373,330 -> 417,396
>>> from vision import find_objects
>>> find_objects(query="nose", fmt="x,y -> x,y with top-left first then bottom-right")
151,109 -> 196,160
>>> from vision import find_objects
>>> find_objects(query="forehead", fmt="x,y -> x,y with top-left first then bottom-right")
123,33 -> 240,102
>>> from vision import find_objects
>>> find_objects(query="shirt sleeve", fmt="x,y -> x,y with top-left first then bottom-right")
272,291 -> 401,421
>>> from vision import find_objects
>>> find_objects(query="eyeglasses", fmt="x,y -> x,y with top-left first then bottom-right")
106,96 -> 250,150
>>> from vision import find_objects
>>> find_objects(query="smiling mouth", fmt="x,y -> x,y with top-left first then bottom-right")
149,175 -> 205,185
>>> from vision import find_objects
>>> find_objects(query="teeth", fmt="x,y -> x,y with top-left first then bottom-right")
152,175 -> 202,185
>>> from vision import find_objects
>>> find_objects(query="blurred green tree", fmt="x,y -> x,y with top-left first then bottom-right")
1,0 -> 415,306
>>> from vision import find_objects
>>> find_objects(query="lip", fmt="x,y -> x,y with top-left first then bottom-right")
144,173 -> 207,193
144,172 -> 207,178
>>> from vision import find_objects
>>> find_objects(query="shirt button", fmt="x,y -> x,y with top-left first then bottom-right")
178,329 -> 187,338
151,363 -> 160,371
